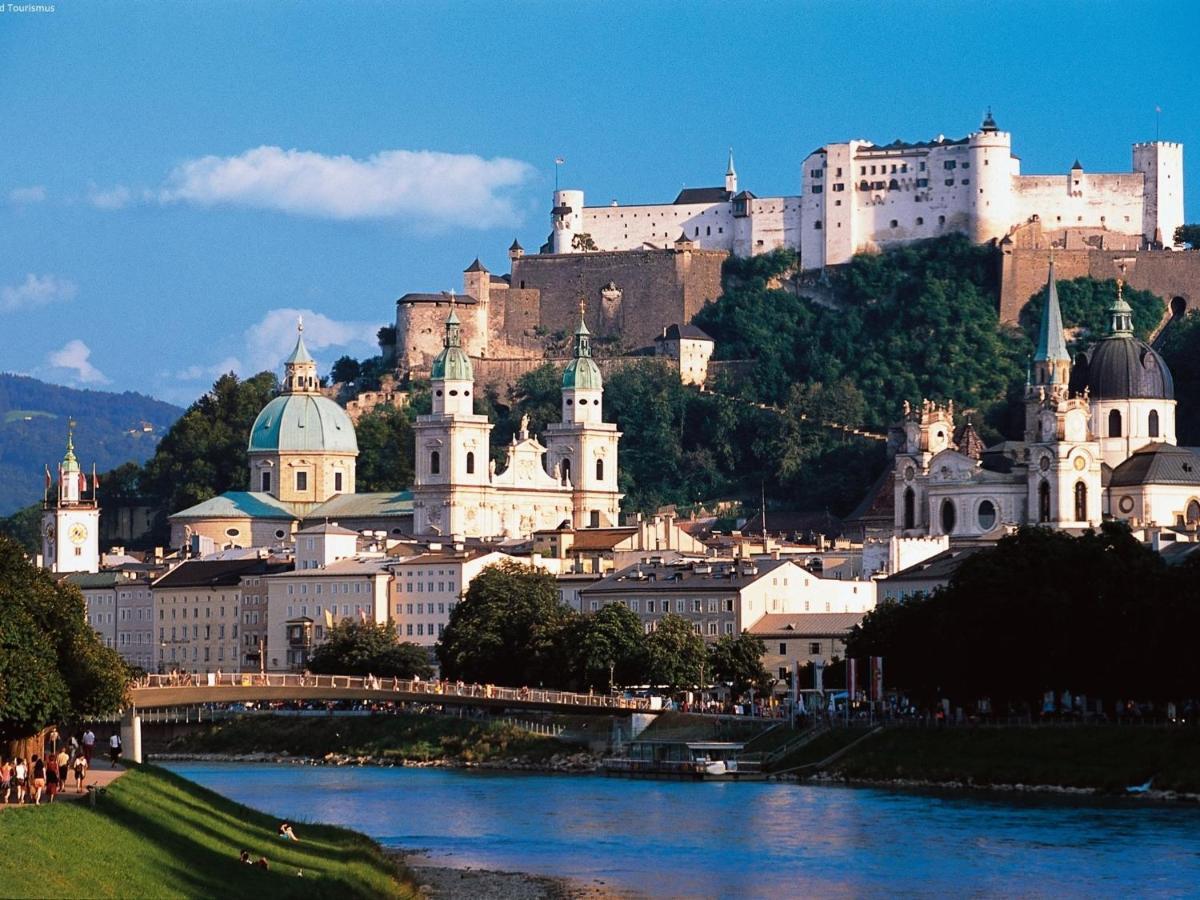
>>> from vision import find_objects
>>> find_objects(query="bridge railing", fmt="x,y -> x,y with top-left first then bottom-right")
130,672 -> 653,712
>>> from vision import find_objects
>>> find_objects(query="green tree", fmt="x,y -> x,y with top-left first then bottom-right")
437,561 -> 576,686
571,233 -> 598,252
646,613 -> 707,691
707,632 -> 770,699
353,404 -> 415,492
0,503 -> 41,555
568,602 -> 648,691
0,536 -> 128,744
140,371 -> 278,528
1157,310 -> 1200,443
330,355 -> 361,384
1174,224 -> 1200,249
1019,276 -> 1164,345
307,620 -> 431,679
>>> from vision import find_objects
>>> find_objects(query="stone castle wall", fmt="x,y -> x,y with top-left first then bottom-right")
1000,232 -> 1200,324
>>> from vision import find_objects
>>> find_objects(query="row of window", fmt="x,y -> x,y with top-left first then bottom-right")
398,601 -> 455,616
258,470 -> 345,494
286,604 -> 371,618
399,581 -> 457,594
404,623 -> 445,637
589,597 -> 737,614
285,581 -> 368,595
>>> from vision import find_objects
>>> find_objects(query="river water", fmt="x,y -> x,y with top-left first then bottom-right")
167,763 -> 1200,897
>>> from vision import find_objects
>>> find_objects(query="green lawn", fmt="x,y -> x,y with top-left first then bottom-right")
0,765 -> 416,899
2,409 -> 56,425
170,712 -> 579,763
830,726 -> 1200,793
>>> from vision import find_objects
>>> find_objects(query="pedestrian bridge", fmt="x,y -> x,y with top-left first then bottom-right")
121,673 -> 656,762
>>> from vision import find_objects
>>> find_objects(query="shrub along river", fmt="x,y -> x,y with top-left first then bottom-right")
168,762 -> 1200,897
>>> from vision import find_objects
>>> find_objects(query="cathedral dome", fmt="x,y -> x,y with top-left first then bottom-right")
1073,336 -> 1174,401
431,308 -> 473,381
563,355 -> 603,390
248,394 -> 358,454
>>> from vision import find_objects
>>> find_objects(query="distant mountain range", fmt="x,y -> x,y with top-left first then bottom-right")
0,373 -> 182,515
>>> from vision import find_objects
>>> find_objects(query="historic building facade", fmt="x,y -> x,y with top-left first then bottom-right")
411,307 -> 622,539
895,263 -> 1193,540
42,428 -> 100,574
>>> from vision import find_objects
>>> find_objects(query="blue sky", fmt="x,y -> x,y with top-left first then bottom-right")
2,0 -> 1197,405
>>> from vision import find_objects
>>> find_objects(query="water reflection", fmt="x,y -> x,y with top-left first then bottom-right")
168,764 -> 1200,898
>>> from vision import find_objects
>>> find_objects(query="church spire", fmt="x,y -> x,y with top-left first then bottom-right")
725,148 -> 737,194
573,299 -> 592,359
1033,259 -> 1071,387
1108,270 -> 1135,337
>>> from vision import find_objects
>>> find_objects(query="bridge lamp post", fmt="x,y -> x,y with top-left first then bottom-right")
608,659 -> 615,696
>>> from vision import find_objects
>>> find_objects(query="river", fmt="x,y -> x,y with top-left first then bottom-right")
167,762 -> 1200,897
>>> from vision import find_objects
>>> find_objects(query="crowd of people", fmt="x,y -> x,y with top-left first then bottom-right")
1,726 -> 123,805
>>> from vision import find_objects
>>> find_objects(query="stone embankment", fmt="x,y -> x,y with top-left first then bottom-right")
153,750 -> 604,774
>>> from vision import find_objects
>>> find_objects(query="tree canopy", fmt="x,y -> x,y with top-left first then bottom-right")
1019,276 -> 1163,346
707,632 -> 771,698
847,525 -> 1199,710
353,404 -> 415,493
307,620 -> 431,679
0,536 -> 128,742
1156,310 -> 1200,444
645,613 -> 707,691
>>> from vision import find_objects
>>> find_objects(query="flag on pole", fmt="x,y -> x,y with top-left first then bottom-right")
358,606 -> 368,624
870,656 -> 884,702
323,609 -> 334,628
92,464 -> 99,494
78,472 -> 86,494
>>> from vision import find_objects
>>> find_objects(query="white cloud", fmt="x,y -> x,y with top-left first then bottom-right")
88,183 -> 132,210
1,273 -> 78,313
244,308 -> 378,372
174,356 -> 243,382
9,185 -> 46,204
159,145 -> 533,227
47,339 -> 109,384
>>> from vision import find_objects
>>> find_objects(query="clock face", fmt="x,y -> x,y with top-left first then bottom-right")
1039,456 -> 1051,472
69,523 -> 88,545
1073,456 -> 1087,471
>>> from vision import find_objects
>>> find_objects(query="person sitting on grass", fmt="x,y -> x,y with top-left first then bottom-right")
278,822 -> 299,841
240,850 -> 252,864
257,856 -> 270,870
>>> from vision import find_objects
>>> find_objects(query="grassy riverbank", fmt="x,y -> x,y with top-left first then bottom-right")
0,765 -> 417,899
167,713 -> 580,764
823,726 -> 1200,794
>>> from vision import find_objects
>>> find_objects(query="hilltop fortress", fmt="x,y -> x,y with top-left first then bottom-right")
393,113 -> 1186,385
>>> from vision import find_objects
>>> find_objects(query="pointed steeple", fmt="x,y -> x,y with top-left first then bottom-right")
431,303 -> 473,385
1033,261 -> 1071,388
725,148 -> 737,194
61,421 -> 80,475
562,300 -> 602,393
574,300 -> 591,359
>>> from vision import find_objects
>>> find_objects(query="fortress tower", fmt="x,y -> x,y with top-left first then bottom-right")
967,110 -> 1015,244
1133,141 -> 1185,248
551,189 -> 585,254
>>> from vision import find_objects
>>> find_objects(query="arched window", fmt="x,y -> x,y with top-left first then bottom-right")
596,458 -> 604,481
466,451 -> 475,475
1108,409 -> 1122,437
430,450 -> 440,475
561,457 -> 571,486
1038,480 -> 1051,523
977,500 -> 996,531
1149,409 -> 1160,438
1074,481 -> 1087,522
940,499 -> 956,535
1187,500 -> 1200,526
903,488 -> 915,530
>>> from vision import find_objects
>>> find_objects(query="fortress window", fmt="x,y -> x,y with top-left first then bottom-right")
919,162 -> 926,171
901,164 -> 908,173
466,452 -> 475,475
1109,410 -> 1123,438
888,180 -> 899,190
945,179 -> 955,186
916,178 -> 928,188
860,166 -> 866,175
1074,482 -> 1088,522
835,167 -> 843,177
812,185 -> 823,193
596,458 -> 604,481
296,471 -> 308,492
870,166 -> 876,175
833,183 -> 844,192
430,451 -> 440,475
706,226 -> 711,236
938,215 -> 946,226
261,471 -> 272,493
1149,410 -> 1160,437
944,161 -> 956,170
334,472 -> 343,493
890,220 -> 898,228
814,221 -> 822,230
962,179 -> 970,186
962,162 -> 970,169
916,217 -> 924,226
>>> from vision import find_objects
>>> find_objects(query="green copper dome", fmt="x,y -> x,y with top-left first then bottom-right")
248,394 -> 358,454
562,311 -> 603,390
431,308 -> 474,382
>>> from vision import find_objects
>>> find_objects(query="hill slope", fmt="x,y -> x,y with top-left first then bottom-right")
0,373 -> 181,514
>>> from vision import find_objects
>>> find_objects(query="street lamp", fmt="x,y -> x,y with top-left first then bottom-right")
607,659 -> 615,695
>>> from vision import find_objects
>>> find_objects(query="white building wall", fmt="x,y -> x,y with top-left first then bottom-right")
581,200 -> 736,252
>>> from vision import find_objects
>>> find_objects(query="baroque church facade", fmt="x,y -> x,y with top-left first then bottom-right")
895,263 -> 1196,540
411,306 -> 622,538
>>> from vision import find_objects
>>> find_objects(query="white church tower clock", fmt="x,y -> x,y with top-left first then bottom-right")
42,425 -> 100,574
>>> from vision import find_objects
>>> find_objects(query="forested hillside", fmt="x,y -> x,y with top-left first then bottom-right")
0,374 -> 181,515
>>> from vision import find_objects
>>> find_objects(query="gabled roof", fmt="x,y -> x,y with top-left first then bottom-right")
883,547 -> 985,583
295,522 -> 360,537
582,558 -> 794,594
170,491 -> 299,522
304,491 -> 414,521
396,293 -> 477,306
673,187 -> 732,205
567,528 -> 638,551
747,612 -> 864,637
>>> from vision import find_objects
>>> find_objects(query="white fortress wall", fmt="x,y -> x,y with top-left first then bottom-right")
1011,172 -> 1145,235
581,200 -> 736,252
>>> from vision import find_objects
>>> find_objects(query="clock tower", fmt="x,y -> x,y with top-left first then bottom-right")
42,425 -> 100,574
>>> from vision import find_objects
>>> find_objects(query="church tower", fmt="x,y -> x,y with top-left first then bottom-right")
1024,263 -> 1102,527
42,425 -> 100,574
411,308 -> 495,536
543,305 -> 623,528
725,148 -> 738,195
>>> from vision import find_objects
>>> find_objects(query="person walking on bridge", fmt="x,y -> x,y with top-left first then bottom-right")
81,728 -> 95,764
